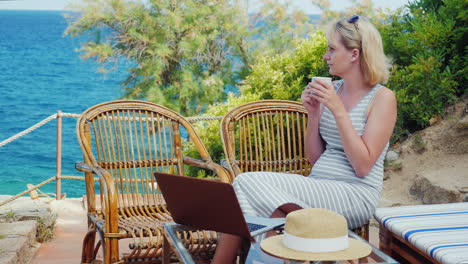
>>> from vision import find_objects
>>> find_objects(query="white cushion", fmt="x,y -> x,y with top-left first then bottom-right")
374,203 -> 468,264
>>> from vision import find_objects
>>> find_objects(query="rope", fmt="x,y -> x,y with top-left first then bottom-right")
61,175 -> 88,180
0,176 -> 56,207
60,112 -> 81,118
0,175 -> 96,207
187,116 -> 222,122
0,112 -> 220,148
0,114 -> 57,147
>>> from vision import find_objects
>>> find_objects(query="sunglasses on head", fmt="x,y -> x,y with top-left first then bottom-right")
347,15 -> 359,31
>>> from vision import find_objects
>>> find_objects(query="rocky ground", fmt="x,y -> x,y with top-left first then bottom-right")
379,95 -> 468,208
0,196 -> 57,264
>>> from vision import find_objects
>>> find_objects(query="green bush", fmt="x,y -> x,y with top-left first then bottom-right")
242,32 -> 329,100
389,56 -> 458,142
379,0 -> 466,142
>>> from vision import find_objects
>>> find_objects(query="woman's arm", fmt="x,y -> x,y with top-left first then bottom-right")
304,113 -> 325,164
301,81 -> 330,164
333,88 -> 397,176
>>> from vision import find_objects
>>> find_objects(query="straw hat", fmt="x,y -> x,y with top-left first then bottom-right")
260,208 -> 371,261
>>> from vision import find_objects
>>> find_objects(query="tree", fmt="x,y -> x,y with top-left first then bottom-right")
66,0 -> 246,115
65,0 -> 315,116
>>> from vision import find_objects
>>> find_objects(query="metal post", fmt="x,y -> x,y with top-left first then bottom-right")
56,110 -> 62,200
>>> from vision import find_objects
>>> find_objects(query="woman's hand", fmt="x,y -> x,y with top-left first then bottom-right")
301,82 -> 321,113
307,79 -> 344,115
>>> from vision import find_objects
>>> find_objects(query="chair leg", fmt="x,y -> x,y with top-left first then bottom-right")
163,235 -> 171,264
362,223 -> 369,241
93,240 -> 102,260
82,229 -> 96,264
104,237 -> 120,264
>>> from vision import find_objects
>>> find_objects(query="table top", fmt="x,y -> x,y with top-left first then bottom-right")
245,230 -> 399,264
163,222 -> 399,264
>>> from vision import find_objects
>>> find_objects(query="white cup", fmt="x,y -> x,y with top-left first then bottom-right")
311,77 -> 332,86
308,77 -> 332,96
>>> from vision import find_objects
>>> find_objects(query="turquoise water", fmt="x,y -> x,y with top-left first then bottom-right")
0,10 -> 128,197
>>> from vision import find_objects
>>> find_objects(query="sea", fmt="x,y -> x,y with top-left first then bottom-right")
0,10 -> 128,198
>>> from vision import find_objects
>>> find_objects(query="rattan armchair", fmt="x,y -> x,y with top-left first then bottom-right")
220,100 -> 369,240
75,100 -> 230,264
220,100 -> 311,178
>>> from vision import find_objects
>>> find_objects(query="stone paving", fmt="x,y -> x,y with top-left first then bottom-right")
0,196 -> 381,264
0,196 -> 85,264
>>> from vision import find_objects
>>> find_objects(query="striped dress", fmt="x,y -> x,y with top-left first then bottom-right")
232,80 -> 389,229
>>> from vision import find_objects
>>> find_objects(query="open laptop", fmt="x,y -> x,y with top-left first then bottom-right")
154,172 -> 285,241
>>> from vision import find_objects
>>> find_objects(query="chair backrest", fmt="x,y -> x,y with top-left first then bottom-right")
220,100 -> 312,178
76,100 -> 215,211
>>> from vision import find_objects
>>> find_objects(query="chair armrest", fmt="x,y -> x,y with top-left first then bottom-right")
75,162 -> 119,232
183,156 -> 233,183
75,162 -> 93,173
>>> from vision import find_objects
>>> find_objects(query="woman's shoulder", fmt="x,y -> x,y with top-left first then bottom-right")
370,85 -> 397,111
366,85 -> 397,120
374,85 -> 396,101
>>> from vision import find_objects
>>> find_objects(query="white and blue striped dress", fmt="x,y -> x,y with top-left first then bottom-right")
232,80 -> 389,229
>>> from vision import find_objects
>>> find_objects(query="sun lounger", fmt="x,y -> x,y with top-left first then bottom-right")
375,202 -> 468,264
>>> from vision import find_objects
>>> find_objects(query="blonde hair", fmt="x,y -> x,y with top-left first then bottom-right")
325,16 -> 392,85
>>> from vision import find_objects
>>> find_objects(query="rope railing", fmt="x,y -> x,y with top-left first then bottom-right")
0,111 -> 222,206
0,114 -> 58,147
0,175 -> 100,207
0,112 -> 221,148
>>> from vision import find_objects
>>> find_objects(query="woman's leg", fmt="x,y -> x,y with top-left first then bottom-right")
211,233 -> 242,264
212,203 -> 303,263
267,203 -> 303,237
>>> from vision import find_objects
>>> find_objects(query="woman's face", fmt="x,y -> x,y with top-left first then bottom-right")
323,32 -> 354,77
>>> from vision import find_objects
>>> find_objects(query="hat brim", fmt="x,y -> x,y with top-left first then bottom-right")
260,235 -> 372,261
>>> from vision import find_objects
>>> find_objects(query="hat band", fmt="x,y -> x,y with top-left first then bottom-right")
282,232 -> 349,253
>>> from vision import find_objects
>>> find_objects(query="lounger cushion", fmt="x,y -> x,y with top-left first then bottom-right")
374,202 -> 468,264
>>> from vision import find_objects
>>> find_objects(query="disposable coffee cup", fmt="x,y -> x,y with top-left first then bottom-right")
311,77 -> 332,85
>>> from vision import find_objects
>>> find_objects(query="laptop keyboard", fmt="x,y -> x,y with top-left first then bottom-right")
247,222 -> 267,233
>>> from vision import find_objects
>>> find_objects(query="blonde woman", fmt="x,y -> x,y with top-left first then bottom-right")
213,15 -> 397,264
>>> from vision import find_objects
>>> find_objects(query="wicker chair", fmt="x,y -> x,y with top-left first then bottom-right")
220,100 -> 369,240
75,100 -> 230,264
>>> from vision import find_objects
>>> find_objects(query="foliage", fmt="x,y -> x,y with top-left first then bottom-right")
379,0 -> 466,141
313,0 -> 390,27
388,56 -> 458,141
36,216 -> 56,243
246,0 -> 315,60
242,32 -> 329,100
66,0 -> 245,115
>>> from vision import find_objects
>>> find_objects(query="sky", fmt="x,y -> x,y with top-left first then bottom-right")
0,0 -> 411,13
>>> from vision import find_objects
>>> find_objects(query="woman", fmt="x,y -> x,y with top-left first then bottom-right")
213,15 -> 397,263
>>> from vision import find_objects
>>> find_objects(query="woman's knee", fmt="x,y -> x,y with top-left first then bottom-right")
233,172 -> 262,185
278,203 -> 303,214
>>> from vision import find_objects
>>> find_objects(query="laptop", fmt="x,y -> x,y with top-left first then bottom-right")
154,172 -> 285,241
